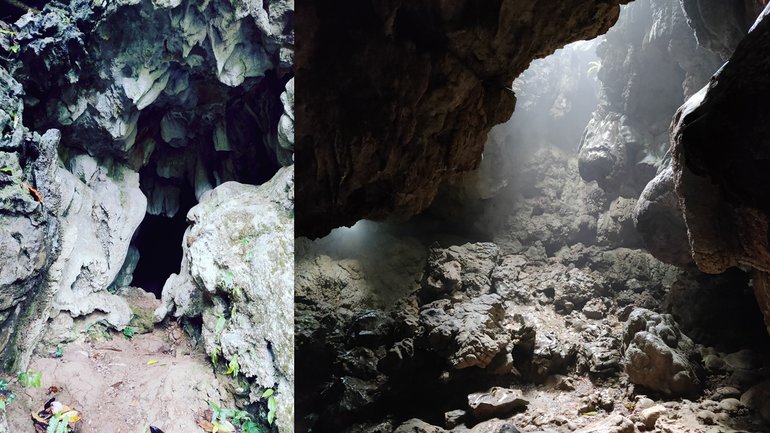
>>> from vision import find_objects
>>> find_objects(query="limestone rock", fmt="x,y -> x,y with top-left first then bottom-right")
579,0 -> 722,199
596,197 -> 641,248
393,419 -> 447,433
422,243 -> 499,298
621,308 -> 700,396
420,294 -> 508,370
296,0 -> 632,237
48,155 -> 146,331
157,166 -> 294,432
573,414 -> 635,433
633,165 -> 692,266
0,69 -> 61,370
639,404 -> 666,429
467,387 -> 529,421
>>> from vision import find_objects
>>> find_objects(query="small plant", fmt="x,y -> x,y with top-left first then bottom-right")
122,326 -> 136,339
262,388 -> 277,425
53,346 -> 64,358
208,401 -> 264,433
211,347 -> 221,367
0,379 -> 17,411
225,353 -> 240,377
219,271 -> 234,290
18,370 -> 42,388
46,411 -> 73,433
0,167 -> 12,175
215,315 -> 227,333
0,29 -> 20,55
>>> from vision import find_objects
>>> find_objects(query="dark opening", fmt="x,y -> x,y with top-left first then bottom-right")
130,181 -> 197,298
0,0 -> 48,22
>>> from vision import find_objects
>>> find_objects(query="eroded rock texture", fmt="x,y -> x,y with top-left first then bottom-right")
578,0 -> 722,199
157,166 -> 295,433
0,69 -> 61,370
622,308 -> 701,396
670,3 -> 770,334
295,0 -> 632,238
0,0 -> 294,429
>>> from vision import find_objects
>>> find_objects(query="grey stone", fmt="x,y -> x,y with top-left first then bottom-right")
574,414 -> 634,433
49,155 -> 146,331
639,404 -> 666,429
444,409 -> 466,429
740,380 -> 770,423
157,166 -> 294,433
467,387 -> 529,420
622,308 -> 700,396
421,294 -> 509,370
393,419 -> 447,433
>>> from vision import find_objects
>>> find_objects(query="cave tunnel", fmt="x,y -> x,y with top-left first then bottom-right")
130,180 -> 197,298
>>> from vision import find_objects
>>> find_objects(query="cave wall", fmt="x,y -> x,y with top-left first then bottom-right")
295,0 -> 632,238
0,0 -> 294,391
577,0 -> 722,200
670,3 -> 770,332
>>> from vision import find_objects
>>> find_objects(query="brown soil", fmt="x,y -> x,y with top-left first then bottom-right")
5,327 -> 230,433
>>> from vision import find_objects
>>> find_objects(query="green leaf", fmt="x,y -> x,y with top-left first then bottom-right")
122,327 -> 135,339
267,395 -> 277,425
0,29 -> 15,35
261,388 -> 274,398
0,167 -> 12,175
225,354 -> 240,377
54,346 -> 64,358
215,316 -> 226,333
9,44 -> 19,54
18,370 -> 42,388
241,420 -> 261,433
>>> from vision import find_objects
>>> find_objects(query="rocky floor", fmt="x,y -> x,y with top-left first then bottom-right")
295,147 -> 770,433
4,326 -> 231,433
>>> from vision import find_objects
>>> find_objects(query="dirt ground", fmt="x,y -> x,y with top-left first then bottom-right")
4,327 -> 230,433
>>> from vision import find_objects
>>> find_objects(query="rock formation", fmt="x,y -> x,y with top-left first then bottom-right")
0,0 -> 294,430
157,166 -> 295,433
295,0 -> 632,238
669,2 -> 770,333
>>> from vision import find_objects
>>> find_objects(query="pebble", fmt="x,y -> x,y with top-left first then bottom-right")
703,354 -> 725,371
718,398 -> 742,413
711,386 -> 741,400
697,410 -> 717,425
639,404 -> 666,429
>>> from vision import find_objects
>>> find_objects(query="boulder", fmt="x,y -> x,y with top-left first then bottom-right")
621,308 -> 700,396
420,294 -> 509,369
157,166 -> 294,433
467,387 -> 529,420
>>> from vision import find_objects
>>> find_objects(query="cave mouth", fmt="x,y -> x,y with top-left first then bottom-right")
130,181 -> 197,298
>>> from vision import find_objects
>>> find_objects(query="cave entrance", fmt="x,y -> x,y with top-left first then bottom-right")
130,181 -> 197,298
